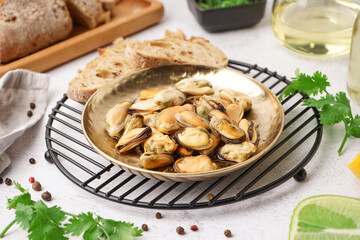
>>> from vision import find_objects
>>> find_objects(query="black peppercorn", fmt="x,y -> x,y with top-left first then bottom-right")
41,191 -> 52,201
224,229 -> 232,237
27,110 -> 33,117
141,224 -> 148,231
30,103 -> 36,109
32,181 -> 42,191
5,178 -> 12,186
0,177 -> 3,184
29,158 -> 36,164
155,212 -> 162,219
176,226 -> 185,235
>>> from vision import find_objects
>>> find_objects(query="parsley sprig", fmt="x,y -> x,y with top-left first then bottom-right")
279,69 -> 360,155
0,182 -> 143,240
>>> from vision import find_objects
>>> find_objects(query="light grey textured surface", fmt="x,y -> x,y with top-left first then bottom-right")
1,1 -> 360,239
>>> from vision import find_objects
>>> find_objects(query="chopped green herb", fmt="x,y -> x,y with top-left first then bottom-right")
197,0 -> 258,9
279,69 -> 360,155
0,182 -> 143,240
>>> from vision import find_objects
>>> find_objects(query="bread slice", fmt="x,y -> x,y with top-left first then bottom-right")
126,36 -> 228,69
65,0 -> 110,29
67,29 -> 228,103
67,38 -> 137,102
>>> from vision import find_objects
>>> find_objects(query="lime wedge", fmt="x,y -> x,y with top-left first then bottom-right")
289,195 -> 360,240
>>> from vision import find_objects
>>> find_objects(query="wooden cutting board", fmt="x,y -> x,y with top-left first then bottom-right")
0,0 -> 164,77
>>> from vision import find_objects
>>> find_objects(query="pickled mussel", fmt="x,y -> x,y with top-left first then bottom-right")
210,116 -> 246,143
143,132 -> 178,153
123,114 -> 144,135
218,141 -> 256,162
175,127 -> 213,150
129,99 -> 162,115
105,101 -> 131,138
174,155 -> 217,173
140,152 -> 174,169
198,132 -> 221,157
155,104 -> 194,134
153,88 -> 186,108
239,119 -> 260,145
175,79 -> 214,95
175,110 -> 209,128
106,81 -> 258,173
116,127 -> 152,153
219,88 -> 252,112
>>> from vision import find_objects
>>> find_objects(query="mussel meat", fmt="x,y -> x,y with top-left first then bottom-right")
174,127 -> 213,150
140,152 -> 174,169
175,79 -> 214,95
175,110 -> 209,128
139,89 -> 166,100
153,88 -> 186,108
129,99 -> 162,115
123,114 -> 144,135
105,101 -> 131,138
218,141 -> 256,162
116,127 -> 152,153
210,116 -> 246,143
155,104 -> 194,134
174,155 -> 217,173
143,132 -> 178,153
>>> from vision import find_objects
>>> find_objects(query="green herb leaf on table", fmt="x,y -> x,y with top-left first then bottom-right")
101,219 -> 143,240
1,183 -> 143,240
279,69 -> 360,155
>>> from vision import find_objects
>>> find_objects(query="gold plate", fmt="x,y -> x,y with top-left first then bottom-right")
82,65 -> 285,182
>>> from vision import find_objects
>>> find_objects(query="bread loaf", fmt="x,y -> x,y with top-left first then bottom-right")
67,38 -> 137,103
65,0 -> 110,29
126,36 -> 228,69
0,0 -> 73,63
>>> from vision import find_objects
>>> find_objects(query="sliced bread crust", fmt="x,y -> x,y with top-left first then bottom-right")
126,37 -> 228,69
67,30 -> 228,103
67,38 -> 136,102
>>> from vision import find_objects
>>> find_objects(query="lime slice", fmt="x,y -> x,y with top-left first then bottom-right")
289,195 -> 360,240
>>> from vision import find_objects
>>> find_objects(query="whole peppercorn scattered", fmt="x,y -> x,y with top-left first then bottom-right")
190,225 -> 198,231
0,177 -> 3,184
29,177 -> 35,183
32,181 -> 42,191
30,103 -> 36,109
176,226 -> 185,235
141,224 -> 148,231
155,212 -> 162,219
29,158 -> 36,164
27,110 -> 33,117
41,191 -> 52,201
224,229 -> 232,238
206,193 -> 214,201
5,178 -> 12,185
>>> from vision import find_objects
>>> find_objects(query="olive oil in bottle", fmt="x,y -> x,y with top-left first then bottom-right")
347,12 -> 360,105
271,0 -> 360,56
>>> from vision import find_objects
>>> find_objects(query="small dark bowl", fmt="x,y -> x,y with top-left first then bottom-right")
187,0 -> 266,32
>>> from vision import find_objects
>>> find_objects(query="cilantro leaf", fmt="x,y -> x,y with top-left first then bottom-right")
7,192 -> 33,210
14,181 -> 27,193
349,115 -> 360,137
279,69 -> 330,101
15,204 -> 35,230
28,201 -> 67,240
101,219 -> 143,240
65,212 -> 100,240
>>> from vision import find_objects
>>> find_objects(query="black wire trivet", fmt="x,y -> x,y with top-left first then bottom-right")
45,60 -> 323,209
